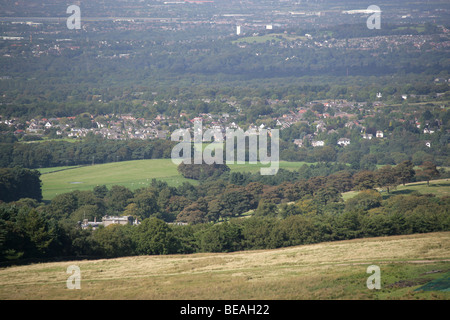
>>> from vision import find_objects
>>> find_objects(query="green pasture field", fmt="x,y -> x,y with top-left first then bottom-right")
38,159 -> 197,200
0,232 -> 448,300
38,159 -> 309,200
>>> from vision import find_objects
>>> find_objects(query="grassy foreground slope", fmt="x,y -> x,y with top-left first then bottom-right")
0,232 -> 448,300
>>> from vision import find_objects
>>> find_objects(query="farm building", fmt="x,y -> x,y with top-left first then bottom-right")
80,215 -> 139,230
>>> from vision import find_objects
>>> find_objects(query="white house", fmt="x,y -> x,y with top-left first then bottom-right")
376,130 -> 384,138
337,138 -> 351,146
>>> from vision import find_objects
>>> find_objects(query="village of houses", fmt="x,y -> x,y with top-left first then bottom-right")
1,97 -> 438,149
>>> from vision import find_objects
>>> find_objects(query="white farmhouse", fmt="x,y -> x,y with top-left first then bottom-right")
311,140 -> 324,147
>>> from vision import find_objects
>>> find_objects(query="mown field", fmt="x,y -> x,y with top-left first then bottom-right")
38,159 -> 196,200
38,159 -> 309,200
0,232 -> 448,300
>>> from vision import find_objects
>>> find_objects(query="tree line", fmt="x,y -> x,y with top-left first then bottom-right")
1,189 -> 448,263
0,136 -> 175,169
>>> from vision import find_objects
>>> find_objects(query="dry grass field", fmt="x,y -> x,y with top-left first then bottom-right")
0,232 -> 449,300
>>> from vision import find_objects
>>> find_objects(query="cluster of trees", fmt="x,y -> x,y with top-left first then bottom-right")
175,159 -> 440,216
177,162 -> 230,180
173,160 -> 437,224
